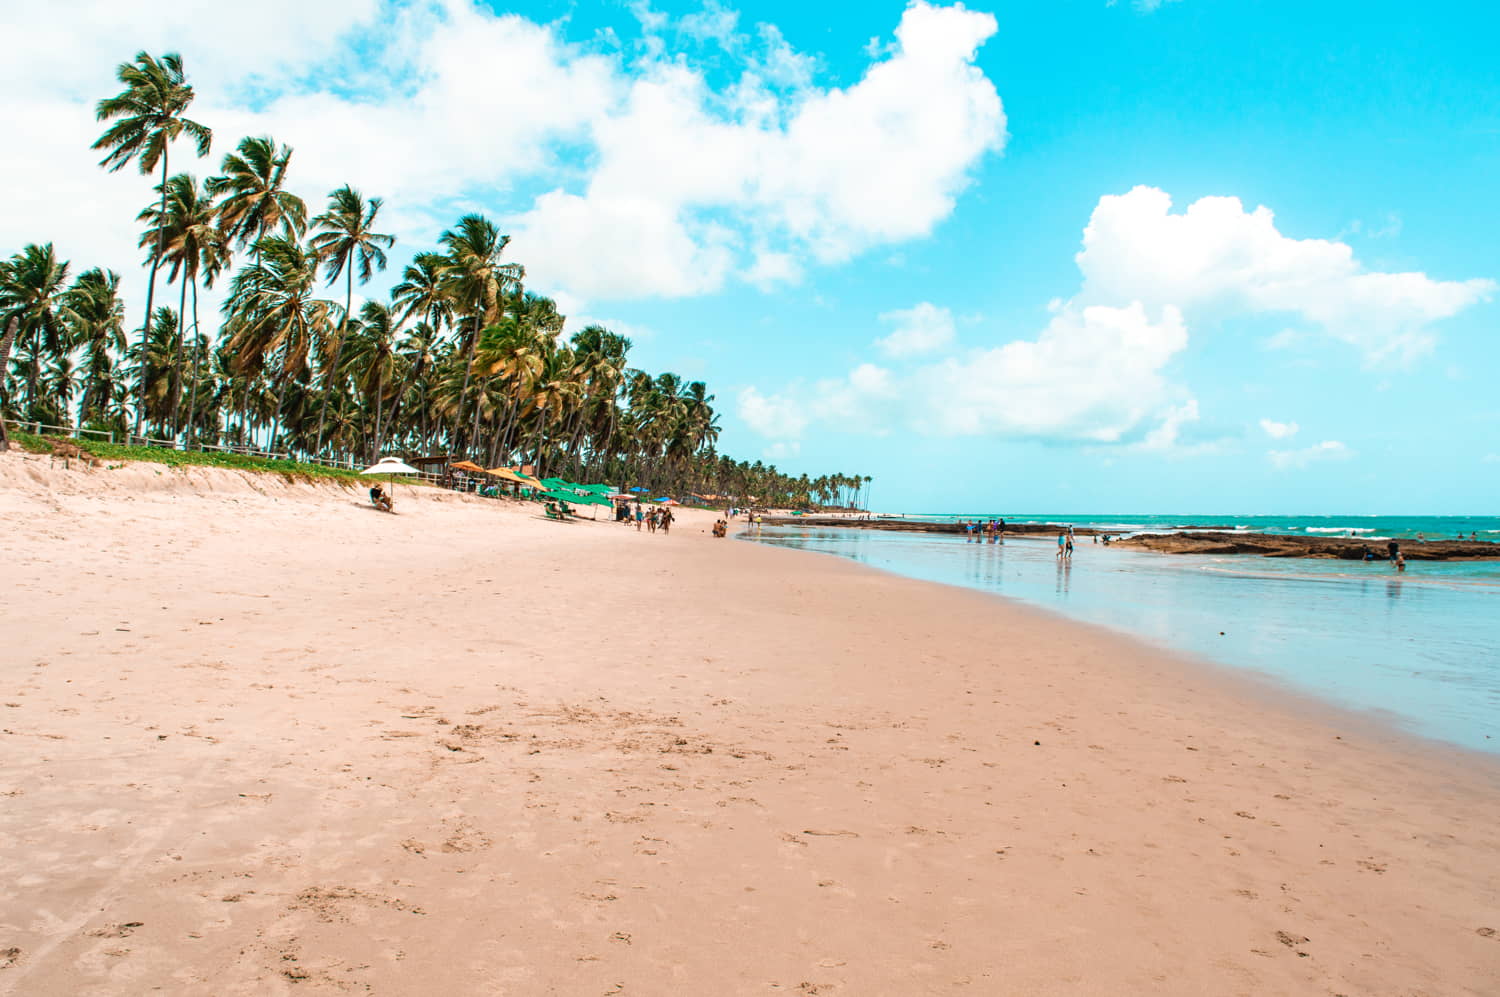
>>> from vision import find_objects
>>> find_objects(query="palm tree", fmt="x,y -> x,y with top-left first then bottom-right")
93,51 -> 212,437
309,185 -> 394,454
438,214 -> 523,455
388,320 -> 441,450
342,301 -> 401,459
65,268 -> 127,427
222,235 -> 336,452
127,305 -> 181,433
136,173 -> 223,436
209,137 -> 306,254
0,244 -> 77,446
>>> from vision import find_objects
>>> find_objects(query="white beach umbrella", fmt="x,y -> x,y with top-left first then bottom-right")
361,457 -> 419,476
361,457 -> 419,510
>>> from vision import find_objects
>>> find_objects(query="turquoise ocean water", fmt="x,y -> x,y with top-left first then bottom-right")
743,517 -> 1500,754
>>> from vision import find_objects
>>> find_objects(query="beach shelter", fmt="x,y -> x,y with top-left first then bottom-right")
486,467 -> 546,491
361,457 -> 420,511
449,460 -> 487,474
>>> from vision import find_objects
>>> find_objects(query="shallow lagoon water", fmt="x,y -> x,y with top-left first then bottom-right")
745,525 -> 1500,753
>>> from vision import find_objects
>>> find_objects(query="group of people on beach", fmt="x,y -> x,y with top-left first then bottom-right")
1057,527 -> 1075,559
618,502 -> 673,534
959,518 -> 1006,543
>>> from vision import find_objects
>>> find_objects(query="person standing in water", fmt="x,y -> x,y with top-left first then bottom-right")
1057,532 -> 1067,559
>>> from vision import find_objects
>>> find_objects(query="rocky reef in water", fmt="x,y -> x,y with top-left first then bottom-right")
1111,531 -> 1499,561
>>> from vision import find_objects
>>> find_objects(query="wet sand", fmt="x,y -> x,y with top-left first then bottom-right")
2,450 -> 1498,995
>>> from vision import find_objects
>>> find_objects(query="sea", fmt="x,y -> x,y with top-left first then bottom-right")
742,514 -> 1500,755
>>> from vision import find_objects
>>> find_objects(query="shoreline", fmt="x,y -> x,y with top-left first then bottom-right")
736,524 -> 1500,771
761,516 -> 1500,560
5,452 -> 1499,994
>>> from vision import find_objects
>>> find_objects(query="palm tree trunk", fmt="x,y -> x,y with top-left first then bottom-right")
184,278 -> 204,447
372,371 -> 385,460
133,147 -> 170,440
314,270 -> 352,456
169,275 -> 189,439
0,315 -> 18,451
452,314 -> 481,456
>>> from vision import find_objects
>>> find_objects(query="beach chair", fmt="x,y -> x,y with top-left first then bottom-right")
544,502 -> 567,521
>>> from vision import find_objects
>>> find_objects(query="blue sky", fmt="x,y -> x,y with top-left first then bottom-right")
4,0 -> 1497,512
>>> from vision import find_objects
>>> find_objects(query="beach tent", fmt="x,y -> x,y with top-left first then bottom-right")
361,457 -> 420,510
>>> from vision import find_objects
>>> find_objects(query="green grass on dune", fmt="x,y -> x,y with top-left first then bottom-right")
11,432 -> 370,483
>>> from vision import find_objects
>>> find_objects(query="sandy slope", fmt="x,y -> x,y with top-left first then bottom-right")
1,450 -> 1497,996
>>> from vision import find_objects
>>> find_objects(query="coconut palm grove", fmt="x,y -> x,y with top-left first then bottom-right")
0,51 -> 871,510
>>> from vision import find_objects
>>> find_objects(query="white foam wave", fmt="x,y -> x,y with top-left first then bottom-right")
1305,527 -> 1376,534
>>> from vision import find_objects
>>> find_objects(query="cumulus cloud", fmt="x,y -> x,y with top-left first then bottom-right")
913,302 -> 1189,441
1269,440 -> 1353,470
739,184 -> 1491,450
515,1 -> 1005,300
737,386 -> 809,440
1259,418 -> 1299,440
1076,186 -> 1495,364
876,302 -> 956,357
0,0 -> 1005,318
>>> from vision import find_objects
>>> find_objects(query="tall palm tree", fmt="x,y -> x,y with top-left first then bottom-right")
93,51 -> 212,437
438,214 -> 523,455
127,305 -> 181,434
342,300 -> 401,459
211,138 -> 306,445
309,185 -> 394,454
137,173 -> 223,436
65,268 -> 127,427
388,320 -> 441,450
222,236 -> 336,452
0,244 -> 77,447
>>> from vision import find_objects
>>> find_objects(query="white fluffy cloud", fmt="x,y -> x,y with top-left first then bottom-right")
1269,440 -> 1353,470
876,302 -> 956,357
1259,418 -> 1300,440
1077,186 -> 1495,363
914,302 -> 1188,440
514,1 -> 1005,300
0,0 -> 1005,318
737,386 -> 809,440
739,185 -> 1492,450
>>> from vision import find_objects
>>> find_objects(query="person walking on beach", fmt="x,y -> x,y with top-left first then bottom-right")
647,508 -> 658,534
1057,532 -> 1067,559
661,507 -> 674,534
634,503 -> 644,531
1065,533 -> 1075,558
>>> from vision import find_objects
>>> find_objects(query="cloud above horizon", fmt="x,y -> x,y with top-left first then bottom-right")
0,0 -> 1005,317
738,185 -> 1492,453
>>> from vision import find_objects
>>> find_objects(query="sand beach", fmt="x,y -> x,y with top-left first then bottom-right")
2,450 -> 1498,995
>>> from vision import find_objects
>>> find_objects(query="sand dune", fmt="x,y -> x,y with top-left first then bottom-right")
2,450 -> 1497,995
